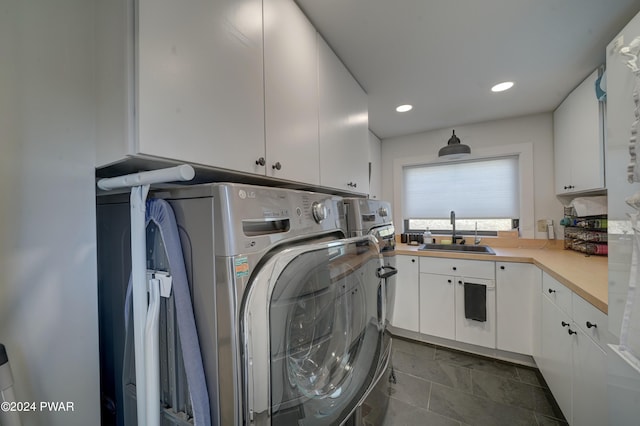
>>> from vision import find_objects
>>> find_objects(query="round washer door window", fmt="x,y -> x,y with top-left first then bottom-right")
268,237 -> 383,425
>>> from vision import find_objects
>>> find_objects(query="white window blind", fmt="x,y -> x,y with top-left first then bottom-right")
403,156 -> 519,219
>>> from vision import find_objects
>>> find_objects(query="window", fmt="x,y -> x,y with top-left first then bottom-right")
403,156 -> 519,234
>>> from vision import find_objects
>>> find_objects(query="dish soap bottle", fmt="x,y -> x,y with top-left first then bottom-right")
423,228 -> 432,245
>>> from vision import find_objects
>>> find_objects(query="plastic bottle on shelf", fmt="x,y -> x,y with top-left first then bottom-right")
423,228 -> 432,245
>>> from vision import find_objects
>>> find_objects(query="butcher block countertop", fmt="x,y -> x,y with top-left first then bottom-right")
396,239 -> 608,314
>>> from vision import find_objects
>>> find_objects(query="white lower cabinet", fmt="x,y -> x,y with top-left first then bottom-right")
496,262 -> 541,355
540,293 -> 573,421
455,277 -> 496,348
571,326 -> 607,426
419,273 -> 455,339
535,272 -> 609,425
418,258 -> 495,349
392,255 -> 420,332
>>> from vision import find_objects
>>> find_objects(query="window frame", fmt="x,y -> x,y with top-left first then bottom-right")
392,143 -> 535,238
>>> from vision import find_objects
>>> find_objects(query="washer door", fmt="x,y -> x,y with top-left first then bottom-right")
243,236 -> 384,426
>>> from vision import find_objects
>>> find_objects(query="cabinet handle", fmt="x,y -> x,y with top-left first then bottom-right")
255,157 -> 266,166
411,259 -> 415,263
568,329 -> 577,335
561,321 -> 570,327
447,279 -> 452,283
548,288 -> 556,294
500,265 -> 505,270
458,280 -> 463,285
586,321 -> 597,329
347,182 -> 358,188
272,162 -> 282,170
452,267 -> 457,271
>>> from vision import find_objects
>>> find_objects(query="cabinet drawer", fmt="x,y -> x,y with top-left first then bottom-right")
419,257 -> 494,279
573,294 -> 608,349
542,272 -> 572,316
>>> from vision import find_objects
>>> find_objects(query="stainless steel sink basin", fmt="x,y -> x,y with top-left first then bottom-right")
418,243 -> 496,255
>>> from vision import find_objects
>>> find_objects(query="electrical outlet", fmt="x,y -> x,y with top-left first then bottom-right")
537,219 -> 548,232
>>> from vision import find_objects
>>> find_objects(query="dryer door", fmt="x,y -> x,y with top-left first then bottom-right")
243,235 -> 384,426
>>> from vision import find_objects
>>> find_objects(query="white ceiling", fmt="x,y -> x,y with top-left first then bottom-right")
295,0 -> 640,140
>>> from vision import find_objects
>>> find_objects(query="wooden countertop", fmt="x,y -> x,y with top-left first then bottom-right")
396,241 -> 608,314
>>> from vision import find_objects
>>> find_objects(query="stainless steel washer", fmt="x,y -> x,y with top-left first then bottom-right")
98,183 -> 389,426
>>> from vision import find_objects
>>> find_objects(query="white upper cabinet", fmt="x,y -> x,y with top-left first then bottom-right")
97,0 -> 370,191
263,0 -> 319,184
553,69 -> 605,194
318,36 -> 369,193
97,0 -> 266,172
368,131 -> 382,199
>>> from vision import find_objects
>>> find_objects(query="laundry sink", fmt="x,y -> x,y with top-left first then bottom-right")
418,243 -> 496,255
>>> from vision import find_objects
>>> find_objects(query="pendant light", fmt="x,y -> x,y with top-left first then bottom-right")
438,130 -> 471,159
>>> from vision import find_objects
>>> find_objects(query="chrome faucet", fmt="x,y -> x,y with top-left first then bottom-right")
474,221 -> 482,245
450,211 -> 456,243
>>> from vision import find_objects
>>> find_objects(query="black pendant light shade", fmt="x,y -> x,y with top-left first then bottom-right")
439,130 -> 471,158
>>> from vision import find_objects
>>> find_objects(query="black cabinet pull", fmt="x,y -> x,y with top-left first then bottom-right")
548,288 -> 556,294
561,321 -> 569,327
272,162 -> 282,170
411,259 -> 415,263
568,329 -> 577,335
447,279 -> 452,283
255,157 -> 266,166
500,265 -> 505,270
452,267 -> 457,271
458,280 -> 463,285
586,321 -> 597,329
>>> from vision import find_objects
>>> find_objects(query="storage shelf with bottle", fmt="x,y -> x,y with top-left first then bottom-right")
561,208 -> 607,256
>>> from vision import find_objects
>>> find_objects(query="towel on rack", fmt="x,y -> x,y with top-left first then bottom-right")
464,282 -> 487,322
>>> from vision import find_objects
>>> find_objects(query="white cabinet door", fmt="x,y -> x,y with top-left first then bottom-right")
539,294 -> 573,422
571,326 -> 608,426
553,96 -> 573,194
368,131 -> 382,199
496,263 -> 540,355
136,0 -> 265,174
455,277 -> 496,348
318,36 -> 369,193
392,256 -> 419,332
263,0 -> 319,184
419,273 -> 455,340
553,69 -> 604,194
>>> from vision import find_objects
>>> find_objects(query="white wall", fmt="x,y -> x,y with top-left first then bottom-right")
0,1 -> 100,425
381,113 -> 563,238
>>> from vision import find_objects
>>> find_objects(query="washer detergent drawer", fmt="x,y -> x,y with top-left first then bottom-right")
242,235 -> 385,426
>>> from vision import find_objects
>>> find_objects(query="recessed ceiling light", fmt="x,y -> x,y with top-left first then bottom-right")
396,104 -> 413,112
491,81 -> 514,92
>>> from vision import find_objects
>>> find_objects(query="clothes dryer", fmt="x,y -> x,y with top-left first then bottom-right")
342,198 -> 397,425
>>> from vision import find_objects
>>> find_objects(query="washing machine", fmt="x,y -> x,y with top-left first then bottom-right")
97,183 -> 392,426
342,198 -> 397,426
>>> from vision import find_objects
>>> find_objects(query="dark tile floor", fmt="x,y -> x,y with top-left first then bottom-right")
381,337 -> 568,426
